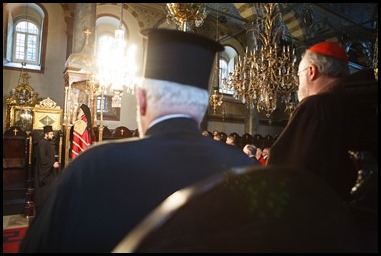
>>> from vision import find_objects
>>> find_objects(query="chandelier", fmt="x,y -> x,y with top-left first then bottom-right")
96,3 -> 137,108
6,63 -> 39,106
166,3 -> 208,32
222,3 -> 298,118
209,56 -> 223,114
373,30 -> 378,81
209,88 -> 223,114
209,8 -> 223,114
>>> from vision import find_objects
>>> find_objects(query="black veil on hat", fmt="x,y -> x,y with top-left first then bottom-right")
79,104 -> 93,133
141,29 -> 224,90
43,125 -> 53,133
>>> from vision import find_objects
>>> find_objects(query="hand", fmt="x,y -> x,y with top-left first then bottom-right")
53,161 -> 60,169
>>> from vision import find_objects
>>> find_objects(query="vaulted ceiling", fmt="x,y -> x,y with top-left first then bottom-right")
206,3 -> 378,69
60,3 -> 378,69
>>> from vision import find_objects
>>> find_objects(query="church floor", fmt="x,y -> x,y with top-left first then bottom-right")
3,214 -> 29,230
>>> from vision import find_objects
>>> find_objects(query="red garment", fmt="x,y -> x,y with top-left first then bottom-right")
71,115 -> 91,159
258,156 -> 266,166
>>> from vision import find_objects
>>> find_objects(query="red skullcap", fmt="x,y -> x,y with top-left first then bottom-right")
308,41 -> 349,63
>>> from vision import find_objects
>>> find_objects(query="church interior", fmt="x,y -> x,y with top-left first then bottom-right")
2,3 -> 378,252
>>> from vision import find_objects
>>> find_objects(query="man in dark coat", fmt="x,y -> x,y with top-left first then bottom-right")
34,125 -> 60,214
20,29 -> 252,253
266,41 -> 378,201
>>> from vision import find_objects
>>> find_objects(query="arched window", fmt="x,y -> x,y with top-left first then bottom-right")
3,3 -> 46,71
14,20 -> 40,65
219,58 -> 229,93
95,10 -> 137,109
98,34 -> 115,50
95,16 -> 126,88
219,45 -> 238,95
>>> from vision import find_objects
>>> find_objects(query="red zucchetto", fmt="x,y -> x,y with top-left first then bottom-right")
308,41 -> 349,63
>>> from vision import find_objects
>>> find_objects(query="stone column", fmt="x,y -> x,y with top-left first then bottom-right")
63,3 -> 97,168
72,3 -> 96,54
63,11 -> 74,59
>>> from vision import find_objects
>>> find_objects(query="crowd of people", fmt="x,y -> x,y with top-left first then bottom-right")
20,29 -> 377,253
204,129 -> 271,166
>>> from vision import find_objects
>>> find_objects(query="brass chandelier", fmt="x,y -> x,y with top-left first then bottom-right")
373,30 -> 378,81
222,3 -> 298,118
209,55 -> 223,114
209,6 -> 223,114
166,3 -> 208,32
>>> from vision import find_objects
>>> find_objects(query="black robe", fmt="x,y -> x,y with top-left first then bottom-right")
20,118 -> 253,253
267,71 -> 378,201
34,137 -> 58,212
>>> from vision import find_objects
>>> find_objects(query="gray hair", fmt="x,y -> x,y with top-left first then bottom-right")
243,144 -> 257,155
136,79 -> 209,123
304,50 -> 350,77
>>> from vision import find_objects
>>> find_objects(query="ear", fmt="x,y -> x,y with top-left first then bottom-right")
136,88 -> 147,116
310,64 -> 318,80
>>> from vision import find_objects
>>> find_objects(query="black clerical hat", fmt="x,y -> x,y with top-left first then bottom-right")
43,125 -> 53,133
141,29 -> 224,90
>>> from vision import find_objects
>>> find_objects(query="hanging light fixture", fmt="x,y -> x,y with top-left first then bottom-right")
96,3 -> 137,108
7,62 -> 38,106
222,3 -> 298,118
373,30 -> 378,81
5,61 -> 39,130
166,3 -> 208,32
209,87 -> 223,114
209,8 -> 223,114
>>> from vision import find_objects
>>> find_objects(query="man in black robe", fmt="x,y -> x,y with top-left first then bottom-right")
267,41 -> 378,201
20,29 -> 252,253
34,125 -> 60,214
